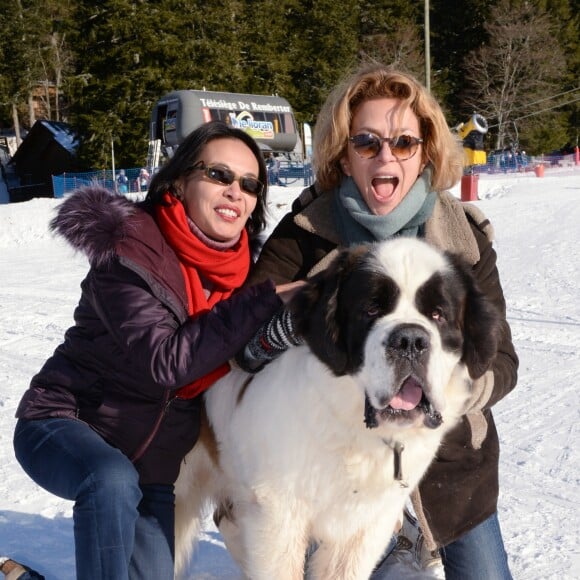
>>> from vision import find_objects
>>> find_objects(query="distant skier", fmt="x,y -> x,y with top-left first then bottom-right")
136,167 -> 150,192
116,169 -> 129,194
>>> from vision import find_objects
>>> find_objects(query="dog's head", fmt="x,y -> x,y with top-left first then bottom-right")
289,238 -> 500,430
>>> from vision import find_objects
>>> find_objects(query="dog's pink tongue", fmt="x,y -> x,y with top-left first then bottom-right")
388,378 -> 423,411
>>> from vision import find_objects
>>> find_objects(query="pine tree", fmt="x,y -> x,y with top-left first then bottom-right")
282,0 -> 360,125
429,0 -> 490,111
358,0 -> 424,81
0,0 -> 51,140
69,1 -> 189,168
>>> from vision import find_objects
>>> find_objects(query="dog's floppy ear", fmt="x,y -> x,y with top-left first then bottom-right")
289,245 -> 369,376
448,254 -> 501,379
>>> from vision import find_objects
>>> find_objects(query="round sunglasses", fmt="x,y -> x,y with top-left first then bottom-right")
190,161 -> 264,197
349,133 -> 423,161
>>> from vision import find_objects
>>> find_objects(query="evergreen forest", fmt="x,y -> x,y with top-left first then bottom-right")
0,0 -> 578,170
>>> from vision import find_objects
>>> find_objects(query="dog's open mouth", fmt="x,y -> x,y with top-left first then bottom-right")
364,376 -> 443,430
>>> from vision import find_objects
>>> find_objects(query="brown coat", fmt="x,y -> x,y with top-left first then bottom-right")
247,187 -> 518,549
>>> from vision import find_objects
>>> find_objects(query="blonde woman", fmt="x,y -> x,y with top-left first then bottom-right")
240,64 -> 518,579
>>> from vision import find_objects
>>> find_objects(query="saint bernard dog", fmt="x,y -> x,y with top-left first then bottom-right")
174,237 -> 500,580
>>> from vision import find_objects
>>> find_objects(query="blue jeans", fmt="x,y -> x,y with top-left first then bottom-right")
441,512 -> 512,580
369,536 -> 397,578
14,418 -> 175,580
371,512 -> 511,580
8,569 -> 44,580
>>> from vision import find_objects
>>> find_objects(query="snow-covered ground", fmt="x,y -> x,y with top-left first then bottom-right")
1,167 -> 579,579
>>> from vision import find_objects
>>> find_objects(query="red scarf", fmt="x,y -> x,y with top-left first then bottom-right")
155,192 -> 250,398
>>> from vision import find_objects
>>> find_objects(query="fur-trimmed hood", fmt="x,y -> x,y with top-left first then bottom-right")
50,186 -> 139,268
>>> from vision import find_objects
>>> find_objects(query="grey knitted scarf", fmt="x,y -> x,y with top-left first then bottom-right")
333,167 -> 437,246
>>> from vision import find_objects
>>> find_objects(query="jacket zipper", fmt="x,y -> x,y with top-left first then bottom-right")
130,389 -> 174,463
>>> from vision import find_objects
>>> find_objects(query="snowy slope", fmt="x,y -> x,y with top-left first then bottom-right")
1,168 -> 579,579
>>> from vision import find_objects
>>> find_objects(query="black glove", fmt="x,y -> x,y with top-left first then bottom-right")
235,308 -> 303,373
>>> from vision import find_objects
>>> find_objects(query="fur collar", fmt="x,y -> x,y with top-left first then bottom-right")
50,186 -> 140,268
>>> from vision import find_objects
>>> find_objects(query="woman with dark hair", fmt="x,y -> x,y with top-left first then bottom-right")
146,120 -> 269,234
12,120 -> 300,580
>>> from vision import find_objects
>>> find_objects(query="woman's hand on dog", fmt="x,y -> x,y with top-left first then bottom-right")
275,280 -> 307,304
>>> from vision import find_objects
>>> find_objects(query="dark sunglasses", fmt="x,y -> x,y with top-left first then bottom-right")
190,161 -> 264,197
348,133 -> 423,161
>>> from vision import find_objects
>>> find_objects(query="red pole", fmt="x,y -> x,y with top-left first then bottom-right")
460,174 -> 479,201
575,146 -> 579,166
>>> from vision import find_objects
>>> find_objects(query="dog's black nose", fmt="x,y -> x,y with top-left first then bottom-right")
387,324 -> 430,360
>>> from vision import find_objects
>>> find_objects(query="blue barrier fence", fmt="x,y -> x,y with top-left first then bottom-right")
53,162 -> 314,198
52,168 -> 149,198
470,153 -> 578,175
278,162 -> 314,187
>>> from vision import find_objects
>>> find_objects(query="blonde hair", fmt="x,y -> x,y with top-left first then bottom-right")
313,63 -> 464,192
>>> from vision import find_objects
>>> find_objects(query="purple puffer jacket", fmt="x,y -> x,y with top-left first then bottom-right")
16,186 -> 282,485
